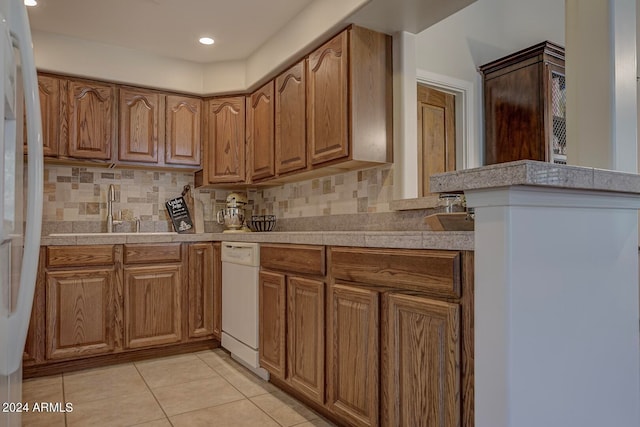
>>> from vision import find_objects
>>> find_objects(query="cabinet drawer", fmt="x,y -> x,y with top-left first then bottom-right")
47,245 -> 114,267
261,244 -> 325,276
329,247 -> 461,298
124,243 -> 182,264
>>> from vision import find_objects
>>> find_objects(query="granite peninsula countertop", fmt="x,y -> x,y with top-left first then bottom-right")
40,230 -> 474,251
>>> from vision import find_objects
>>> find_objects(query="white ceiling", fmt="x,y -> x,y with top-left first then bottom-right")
26,0 -> 316,63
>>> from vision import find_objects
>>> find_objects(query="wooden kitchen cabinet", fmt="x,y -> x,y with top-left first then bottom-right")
165,95 -> 202,167
480,41 -> 565,165
326,283 -> 379,426
187,242 -> 215,339
247,81 -> 275,182
275,60 -> 307,175
306,26 -> 392,167
65,78 -> 116,160
259,244 -> 326,404
44,245 -> 119,361
287,276 -> 325,404
123,243 -> 182,349
259,270 -> 286,380
118,87 -> 163,164
385,293 -> 460,427
203,96 -> 246,184
32,74 -> 61,157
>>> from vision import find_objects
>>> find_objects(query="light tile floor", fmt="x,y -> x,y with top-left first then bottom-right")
21,348 -> 336,427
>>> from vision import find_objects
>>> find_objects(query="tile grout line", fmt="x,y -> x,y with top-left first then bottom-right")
61,373 -> 68,427
132,361 -> 173,426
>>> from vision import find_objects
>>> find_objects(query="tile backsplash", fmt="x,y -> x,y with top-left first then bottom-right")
43,163 -> 428,233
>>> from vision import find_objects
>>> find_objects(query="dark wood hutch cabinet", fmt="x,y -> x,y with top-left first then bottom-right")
480,41 -> 566,165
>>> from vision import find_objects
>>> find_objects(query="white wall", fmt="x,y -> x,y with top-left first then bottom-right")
411,0 -> 565,168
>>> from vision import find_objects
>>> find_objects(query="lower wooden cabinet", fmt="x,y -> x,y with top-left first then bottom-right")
259,271 -> 286,380
124,264 -> 182,349
384,293 -> 460,427
327,283 -> 379,427
46,268 -> 117,360
287,276 -> 325,404
26,243 -> 221,372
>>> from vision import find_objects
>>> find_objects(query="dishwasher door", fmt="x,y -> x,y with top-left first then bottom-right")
221,242 -> 260,350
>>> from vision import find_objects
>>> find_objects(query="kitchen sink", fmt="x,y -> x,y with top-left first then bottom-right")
48,232 -> 178,237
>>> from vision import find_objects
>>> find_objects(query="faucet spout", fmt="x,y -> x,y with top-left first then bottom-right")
106,184 -> 121,233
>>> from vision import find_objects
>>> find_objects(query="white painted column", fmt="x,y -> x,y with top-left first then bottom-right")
565,0 -> 637,173
468,185 -> 640,427
392,31 -> 418,199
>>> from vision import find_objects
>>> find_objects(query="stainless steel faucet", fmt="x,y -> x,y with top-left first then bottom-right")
106,184 -> 122,233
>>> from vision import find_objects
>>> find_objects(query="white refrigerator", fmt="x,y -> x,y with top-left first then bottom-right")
0,0 -> 43,426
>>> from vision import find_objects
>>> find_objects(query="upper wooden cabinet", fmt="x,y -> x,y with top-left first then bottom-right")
480,41 -> 565,165
203,96 -> 246,184
247,81 -> 275,182
35,74 -> 61,157
275,60 -> 307,175
119,87 -> 163,164
307,26 -> 392,167
66,78 -> 116,160
166,95 -> 202,166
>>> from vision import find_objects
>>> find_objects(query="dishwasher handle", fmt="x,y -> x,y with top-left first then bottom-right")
221,242 -> 259,266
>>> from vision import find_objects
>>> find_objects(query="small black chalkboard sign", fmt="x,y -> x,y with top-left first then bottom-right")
165,196 -> 194,233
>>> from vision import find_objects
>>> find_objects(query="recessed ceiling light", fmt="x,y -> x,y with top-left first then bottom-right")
199,37 -> 215,46
24,0 -> 37,6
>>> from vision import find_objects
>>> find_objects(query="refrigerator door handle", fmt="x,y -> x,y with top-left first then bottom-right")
0,0 -> 43,377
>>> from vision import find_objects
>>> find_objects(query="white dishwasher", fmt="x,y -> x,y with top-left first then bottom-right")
221,242 -> 269,380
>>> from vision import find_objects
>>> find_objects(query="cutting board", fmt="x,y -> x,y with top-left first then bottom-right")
425,212 -> 474,231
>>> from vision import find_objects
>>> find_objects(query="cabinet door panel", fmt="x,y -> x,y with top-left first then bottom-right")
327,283 -> 379,427
259,271 -> 286,380
166,95 -> 202,166
119,87 -> 161,163
124,265 -> 182,348
275,61 -> 307,174
67,79 -> 115,160
385,294 -> 460,427
287,276 -> 324,404
247,81 -> 275,181
205,97 -> 245,184
188,243 -> 214,338
37,74 -> 60,157
307,30 -> 349,165
46,268 -> 115,360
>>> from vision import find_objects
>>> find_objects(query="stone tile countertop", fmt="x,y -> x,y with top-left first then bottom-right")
430,159 -> 640,194
40,230 -> 474,251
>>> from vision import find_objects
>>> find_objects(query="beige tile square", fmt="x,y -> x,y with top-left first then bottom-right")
251,390 -> 320,426
169,399 -> 279,427
151,376 -> 244,416
135,353 -> 218,389
22,375 -> 63,403
63,363 -> 148,404
206,354 -> 277,397
196,349 -> 232,371
65,390 -> 165,427
293,417 -> 338,427
21,410 -> 66,427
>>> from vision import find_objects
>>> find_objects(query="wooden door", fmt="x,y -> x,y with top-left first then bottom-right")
275,61 -> 306,174
124,264 -> 182,348
259,271 -> 286,380
188,243 -> 214,339
36,74 -> 60,157
247,81 -> 275,181
205,96 -> 246,184
67,79 -> 115,160
287,276 -> 325,404
212,243 -> 222,340
418,84 -> 456,196
307,30 -> 349,165
166,95 -> 202,166
385,293 -> 460,427
45,268 -> 115,360
327,283 -> 379,427
119,87 -> 162,163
